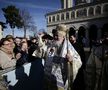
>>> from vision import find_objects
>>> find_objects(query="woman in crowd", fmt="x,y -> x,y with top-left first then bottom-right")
0,37 -> 17,90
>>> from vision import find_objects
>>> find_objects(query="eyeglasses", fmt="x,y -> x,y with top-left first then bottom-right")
3,43 -> 12,46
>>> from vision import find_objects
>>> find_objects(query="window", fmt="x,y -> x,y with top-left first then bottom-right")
83,8 -> 87,17
57,14 -> 60,21
49,16 -> 51,22
52,16 -> 55,22
71,11 -> 75,19
88,7 -> 94,16
66,12 -> 69,20
76,9 -> 87,17
95,6 -> 101,15
61,13 -> 64,20
103,4 -> 108,14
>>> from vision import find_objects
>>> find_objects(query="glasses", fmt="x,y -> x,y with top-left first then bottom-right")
3,43 -> 12,46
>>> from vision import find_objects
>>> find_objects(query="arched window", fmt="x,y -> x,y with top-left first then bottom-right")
95,6 -> 101,15
66,12 -> 69,20
61,13 -> 64,20
49,16 -> 51,22
52,16 -> 55,22
76,9 -> 87,17
103,4 -> 108,14
76,10 -> 80,17
88,7 -> 94,16
69,27 -> 76,36
78,26 -> 86,46
71,11 -> 75,19
83,8 -> 87,17
57,14 -> 60,21
101,23 -> 108,38
78,26 -> 86,38
89,24 -> 98,41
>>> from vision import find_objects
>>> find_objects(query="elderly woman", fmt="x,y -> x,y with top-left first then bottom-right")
0,38 -> 16,69
0,38 -> 17,90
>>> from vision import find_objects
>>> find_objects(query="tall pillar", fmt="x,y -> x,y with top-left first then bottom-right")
61,0 -> 74,9
0,25 -> 3,40
67,0 -> 72,8
61,0 -> 66,9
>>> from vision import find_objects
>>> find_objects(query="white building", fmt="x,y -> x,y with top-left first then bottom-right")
0,22 -> 6,40
45,0 -> 108,46
0,24 -> 3,40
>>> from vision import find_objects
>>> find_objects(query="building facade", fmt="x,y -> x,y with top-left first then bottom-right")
45,0 -> 108,46
0,25 -> 3,40
0,22 -> 6,40
0,24 -> 3,40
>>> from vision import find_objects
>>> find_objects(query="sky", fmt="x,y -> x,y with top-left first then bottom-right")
0,0 -> 61,37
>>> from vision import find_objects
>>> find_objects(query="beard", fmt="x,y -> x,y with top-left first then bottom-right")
54,40 -> 62,48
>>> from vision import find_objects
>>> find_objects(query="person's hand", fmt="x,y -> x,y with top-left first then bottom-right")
66,50 -> 73,62
38,32 -> 45,37
16,53 -> 21,60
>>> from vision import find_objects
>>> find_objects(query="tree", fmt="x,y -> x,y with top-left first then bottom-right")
0,21 -> 7,30
2,5 -> 23,36
19,9 -> 34,38
30,25 -> 37,37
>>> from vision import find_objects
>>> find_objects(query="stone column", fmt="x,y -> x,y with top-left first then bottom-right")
68,0 -> 72,8
0,25 -> 3,40
61,0 -> 74,9
61,0 -> 66,9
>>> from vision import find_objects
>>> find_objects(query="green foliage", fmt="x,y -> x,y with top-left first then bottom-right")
2,5 -> 23,29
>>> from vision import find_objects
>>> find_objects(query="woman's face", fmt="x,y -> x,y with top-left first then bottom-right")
15,38 -> 21,45
3,40 -> 13,50
21,42 -> 28,51
8,39 -> 15,49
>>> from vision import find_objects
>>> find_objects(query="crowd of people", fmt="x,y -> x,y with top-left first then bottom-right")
0,24 -> 108,90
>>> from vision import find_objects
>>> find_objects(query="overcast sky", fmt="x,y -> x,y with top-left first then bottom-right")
0,0 -> 61,37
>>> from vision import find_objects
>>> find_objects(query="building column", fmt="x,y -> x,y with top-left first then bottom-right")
75,10 -> 77,18
67,0 -> 74,8
61,0 -> 74,9
68,0 -> 73,8
87,7 -> 89,16
0,25 -> 3,40
63,0 -> 66,9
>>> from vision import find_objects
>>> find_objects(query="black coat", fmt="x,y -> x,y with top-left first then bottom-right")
71,42 -> 85,90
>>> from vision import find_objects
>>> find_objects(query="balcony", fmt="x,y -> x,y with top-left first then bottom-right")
46,2 -> 108,26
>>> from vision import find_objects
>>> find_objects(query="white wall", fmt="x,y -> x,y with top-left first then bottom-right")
0,25 -> 3,40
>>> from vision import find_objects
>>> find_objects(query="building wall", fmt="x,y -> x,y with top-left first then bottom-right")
0,25 -> 3,40
46,1 -> 108,42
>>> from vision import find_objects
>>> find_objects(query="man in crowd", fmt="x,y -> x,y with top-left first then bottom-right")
85,24 -> 108,90
44,24 -> 82,90
0,37 -> 17,90
69,28 -> 85,90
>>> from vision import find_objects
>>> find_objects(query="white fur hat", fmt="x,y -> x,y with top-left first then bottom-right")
56,24 -> 67,36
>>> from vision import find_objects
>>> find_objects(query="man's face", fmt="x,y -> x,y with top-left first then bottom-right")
53,34 -> 58,40
69,35 -> 76,43
15,38 -> 21,45
54,33 -> 65,46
